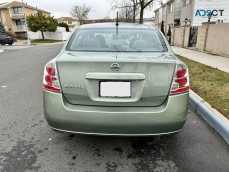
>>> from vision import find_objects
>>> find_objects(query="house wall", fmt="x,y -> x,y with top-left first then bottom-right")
1,9 -> 13,33
0,10 -> 4,24
0,6 -> 50,35
173,23 -> 229,56
154,11 -> 159,26
205,23 -> 229,55
41,11 -> 50,17
24,8 -> 36,16
182,26 -> 190,47
180,3 -> 193,26
173,27 -> 183,46
167,12 -> 174,25
24,8 -> 50,17
196,25 -> 206,50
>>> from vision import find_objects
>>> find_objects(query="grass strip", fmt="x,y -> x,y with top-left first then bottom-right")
31,39 -> 63,44
178,55 -> 229,119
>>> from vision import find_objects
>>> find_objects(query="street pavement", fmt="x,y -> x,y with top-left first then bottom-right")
0,44 -> 32,51
172,46 -> 229,73
0,44 -> 229,172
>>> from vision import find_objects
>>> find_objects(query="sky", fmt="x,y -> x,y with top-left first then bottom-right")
0,0 -> 161,19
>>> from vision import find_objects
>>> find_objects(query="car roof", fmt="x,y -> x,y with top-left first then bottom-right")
78,22 -> 157,30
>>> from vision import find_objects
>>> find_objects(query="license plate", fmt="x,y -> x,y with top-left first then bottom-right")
100,81 -> 131,97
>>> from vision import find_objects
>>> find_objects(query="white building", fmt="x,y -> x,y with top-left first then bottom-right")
57,17 -> 80,32
155,0 -> 229,31
193,0 -> 229,26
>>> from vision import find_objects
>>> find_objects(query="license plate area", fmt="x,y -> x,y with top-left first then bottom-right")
99,81 -> 131,98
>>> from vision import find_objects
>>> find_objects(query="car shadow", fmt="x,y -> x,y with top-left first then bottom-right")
52,131 -> 179,171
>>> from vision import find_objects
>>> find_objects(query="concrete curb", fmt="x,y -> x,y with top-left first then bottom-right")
172,45 -> 229,58
34,41 -> 65,46
13,41 -> 65,46
189,90 -> 229,144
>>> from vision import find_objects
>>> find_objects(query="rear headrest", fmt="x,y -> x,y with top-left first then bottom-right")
85,39 -> 101,48
130,39 -> 149,48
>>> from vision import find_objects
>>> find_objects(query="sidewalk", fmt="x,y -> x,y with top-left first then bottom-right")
14,40 -> 28,46
172,46 -> 229,73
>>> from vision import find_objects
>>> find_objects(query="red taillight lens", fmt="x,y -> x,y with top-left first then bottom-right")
176,68 -> 186,78
175,78 -> 187,87
170,64 -> 189,95
43,60 -> 61,93
46,66 -> 56,76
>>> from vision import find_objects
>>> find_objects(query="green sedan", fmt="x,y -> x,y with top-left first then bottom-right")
43,23 -> 189,136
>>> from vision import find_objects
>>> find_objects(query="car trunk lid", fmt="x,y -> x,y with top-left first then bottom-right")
57,51 -> 176,107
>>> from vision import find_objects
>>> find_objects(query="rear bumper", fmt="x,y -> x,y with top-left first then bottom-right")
43,90 -> 189,136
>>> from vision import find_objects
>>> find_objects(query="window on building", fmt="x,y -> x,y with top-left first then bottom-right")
183,0 -> 190,6
13,7 -> 23,14
167,3 -> 174,13
15,20 -> 25,26
174,19 -> 180,26
68,21 -> 72,24
162,6 -> 166,16
155,11 -> 159,20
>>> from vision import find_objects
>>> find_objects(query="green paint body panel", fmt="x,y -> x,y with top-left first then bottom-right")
43,90 -> 189,135
57,52 -> 176,107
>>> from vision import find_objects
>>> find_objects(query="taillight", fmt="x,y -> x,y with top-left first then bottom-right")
170,64 -> 189,95
43,60 -> 61,93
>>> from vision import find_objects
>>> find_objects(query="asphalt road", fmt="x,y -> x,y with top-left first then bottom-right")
0,44 -> 229,172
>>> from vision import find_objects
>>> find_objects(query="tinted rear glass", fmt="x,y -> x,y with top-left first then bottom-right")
66,28 -> 167,52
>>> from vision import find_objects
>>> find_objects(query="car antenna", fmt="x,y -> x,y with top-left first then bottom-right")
116,11 -> 119,35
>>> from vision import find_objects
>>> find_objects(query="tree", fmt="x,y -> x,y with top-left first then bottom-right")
138,0 -> 155,24
70,4 -> 91,25
118,2 -> 134,22
161,20 -> 165,35
27,12 -> 58,39
107,0 -> 138,23
58,22 -> 70,32
0,23 -> 6,35
108,0 -> 155,24
131,0 -> 138,23
167,25 -> 171,44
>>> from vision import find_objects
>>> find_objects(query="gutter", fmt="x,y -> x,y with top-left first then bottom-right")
189,90 -> 229,144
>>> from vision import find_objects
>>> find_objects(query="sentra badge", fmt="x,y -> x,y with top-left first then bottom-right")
64,84 -> 84,89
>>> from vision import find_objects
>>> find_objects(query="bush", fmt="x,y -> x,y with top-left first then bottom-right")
167,26 -> 172,44
161,21 -> 165,35
0,23 -> 6,35
58,22 -> 70,32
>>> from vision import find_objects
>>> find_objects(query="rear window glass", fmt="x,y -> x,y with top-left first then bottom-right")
66,28 -> 167,52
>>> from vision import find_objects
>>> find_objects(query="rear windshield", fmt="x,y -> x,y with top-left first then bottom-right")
66,28 -> 168,52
